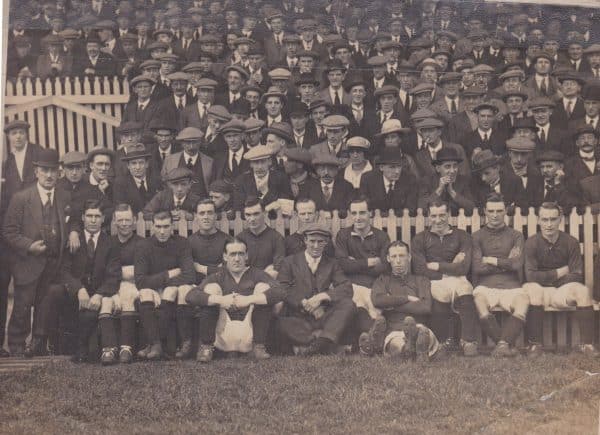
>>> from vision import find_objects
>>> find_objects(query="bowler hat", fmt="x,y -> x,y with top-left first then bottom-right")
121,143 -> 151,161
33,148 -> 60,168
376,147 -> 404,165
60,151 -> 87,166
432,147 -> 463,165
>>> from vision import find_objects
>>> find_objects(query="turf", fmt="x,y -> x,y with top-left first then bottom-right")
1,353 -> 599,434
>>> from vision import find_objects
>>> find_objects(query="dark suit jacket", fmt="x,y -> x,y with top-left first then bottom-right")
113,173 -> 161,215
72,52 -> 117,77
1,142 -> 44,217
68,178 -> 114,233
413,142 -> 471,180
580,175 -> 600,213
213,150 -> 251,183
36,53 -> 73,79
143,189 -> 202,218
500,162 -> 544,212
61,231 -> 121,297
232,170 -> 293,211
534,124 -> 572,156
298,177 -> 356,215
122,99 -> 163,134
550,98 -> 585,131
446,111 -> 476,145
472,173 -> 523,209
172,39 -> 202,63
563,153 -> 600,204
161,151 -> 215,198
462,128 -> 508,158
417,174 -> 475,215
359,169 -> 418,214
181,101 -> 210,131
278,252 -> 353,309
2,184 -> 69,285
523,75 -> 560,99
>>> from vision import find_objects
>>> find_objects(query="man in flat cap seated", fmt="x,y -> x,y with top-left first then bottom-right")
277,223 -> 356,356
113,143 -> 160,216
186,237 -> 285,362
161,126 -> 215,199
298,153 -> 355,217
143,168 -> 202,221
418,147 -> 475,215
232,145 -> 293,213
471,150 -> 522,210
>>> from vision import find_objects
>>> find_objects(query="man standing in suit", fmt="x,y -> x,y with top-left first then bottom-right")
123,75 -> 163,134
430,72 -> 463,124
524,51 -> 559,99
36,34 -> 72,79
2,149 -> 69,357
148,120 -> 181,176
72,34 -> 117,77
551,71 -> 586,133
583,44 -> 600,79
182,78 -> 219,131
277,223 -> 356,355
213,119 -> 250,182
318,59 -> 351,108
309,115 -> 351,166
530,97 -> 570,155
161,127 -> 214,199
564,125 -> 600,204
462,102 -> 507,158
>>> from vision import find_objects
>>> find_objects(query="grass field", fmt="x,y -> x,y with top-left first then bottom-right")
1,353 -> 600,434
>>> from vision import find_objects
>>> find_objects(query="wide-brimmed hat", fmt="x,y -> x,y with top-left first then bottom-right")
121,143 -> 152,161
375,119 -> 410,137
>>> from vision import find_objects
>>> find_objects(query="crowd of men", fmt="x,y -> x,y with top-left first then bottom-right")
2,0 -> 600,363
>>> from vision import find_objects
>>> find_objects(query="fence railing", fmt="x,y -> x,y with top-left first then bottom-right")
4,76 -> 130,156
122,206 -> 600,290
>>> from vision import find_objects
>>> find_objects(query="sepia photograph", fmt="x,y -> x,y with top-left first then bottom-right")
0,0 -> 599,433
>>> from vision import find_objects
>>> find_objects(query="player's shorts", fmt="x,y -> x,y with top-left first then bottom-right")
430,275 -> 473,303
523,282 -> 590,309
473,286 -> 527,312
383,324 -> 439,358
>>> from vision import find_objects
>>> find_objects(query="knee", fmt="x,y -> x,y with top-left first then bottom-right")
253,282 -> 270,295
119,283 -> 139,311
203,283 -> 223,297
571,284 -> 592,306
177,285 -> 192,305
162,286 -> 178,302
100,297 -> 114,315
523,283 -> 544,306
386,337 -> 405,357
139,288 -> 156,303
512,294 -> 530,319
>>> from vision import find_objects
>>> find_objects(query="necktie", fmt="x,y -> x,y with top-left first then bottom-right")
386,182 -> 394,194
87,235 -> 95,259
334,91 -> 341,106
46,191 -> 52,207
177,97 -> 184,110
595,68 -> 600,78
381,113 -> 388,125
175,199 -> 182,210
540,78 -> 547,95
139,179 -> 147,196
567,100 -> 573,116
483,132 -> 488,142
323,184 -> 332,201
354,107 -> 363,123
539,128 -> 546,143
318,127 -> 325,140
450,98 -> 457,114
199,104 -> 206,118
187,157 -> 194,168
231,154 -> 239,173
161,151 -> 167,161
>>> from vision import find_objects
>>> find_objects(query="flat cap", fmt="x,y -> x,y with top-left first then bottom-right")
181,62 -> 204,72
471,64 -> 495,74
282,34 -> 301,44
583,44 -> 600,55
87,146 -> 116,162
432,147 -> 463,165
419,58 -> 441,71
411,108 -> 438,122
374,85 -> 400,98
462,85 -> 487,96
121,143 -> 151,161
555,70 -> 586,85
536,150 -> 564,163
346,136 -> 371,150
244,118 -> 265,132
225,65 -> 250,80
439,72 -> 463,84
95,20 -> 116,29
531,50 -> 554,63
437,30 -> 458,41
472,149 -> 502,172
153,28 -> 174,38
296,50 -> 320,60
322,115 -> 350,128
506,137 -> 536,152
416,117 -> 445,129
501,90 -> 528,101
409,82 -> 435,95
139,59 -> 161,69
295,73 -> 320,87
176,127 -> 204,141
289,101 -> 309,117
233,37 -> 255,46
42,34 -> 64,45
207,105 -> 232,122
324,59 -> 347,73
244,145 -> 273,161
312,153 -> 342,167
167,72 -> 191,82
166,167 -> 193,182
284,147 -> 312,165
302,222 -> 331,237
263,122 -> 294,143
209,179 -> 233,194
116,121 -> 143,133
367,56 -> 387,67
308,99 -> 331,112
130,75 -> 155,86
241,84 -> 263,95
157,53 -> 179,63
467,29 -> 488,40
4,119 -> 30,133
196,78 -> 219,89
512,117 -> 539,132
528,96 -> 555,110
268,68 -> 292,80
261,86 -> 286,104
146,41 -> 169,51
219,119 -> 246,134
498,69 -> 525,82
574,124 -> 599,138
473,102 -> 499,113
59,29 -> 80,40
60,151 -> 87,166
380,40 -> 403,51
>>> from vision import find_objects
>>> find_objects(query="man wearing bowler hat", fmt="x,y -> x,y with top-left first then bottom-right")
564,124 -> 600,202
161,126 -> 215,199
471,149 -> 522,209
532,150 -> 576,212
2,149 -> 70,357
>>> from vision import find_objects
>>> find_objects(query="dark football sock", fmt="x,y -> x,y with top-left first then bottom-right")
575,306 -> 595,345
500,316 -> 524,346
526,305 -> 544,345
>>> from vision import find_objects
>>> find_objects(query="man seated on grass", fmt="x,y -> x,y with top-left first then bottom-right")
187,199 -> 233,284
471,194 -> 528,358
186,238 -> 285,362
237,198 -> 286,279
411,200 -> 479,357
134,211 -> 196,360
360,241 -> 439,362
277,223 -> 356,356
523,202 -> 599,357
49,200 -> 121,365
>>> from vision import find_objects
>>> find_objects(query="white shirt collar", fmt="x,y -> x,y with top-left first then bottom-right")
89,173 -> 100,186
321,180 -> 334,190
173,194 -> 186,205
37,183 -> 55,205
304,251 -> 321,270
84,230 -> 100,245
159,145 -> 172,155
478,128 -> 492,138
183,152 -> 199,165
